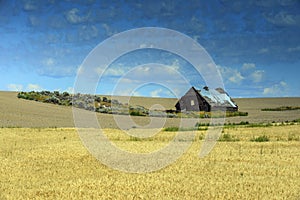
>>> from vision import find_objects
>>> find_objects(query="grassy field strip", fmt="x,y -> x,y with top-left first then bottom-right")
0,126 -> 299,199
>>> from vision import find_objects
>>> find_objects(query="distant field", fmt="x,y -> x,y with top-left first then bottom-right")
0,126 -> 299,199
0,91 -> 300,128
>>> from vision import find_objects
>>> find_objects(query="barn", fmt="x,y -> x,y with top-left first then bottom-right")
175,86 -> 238,112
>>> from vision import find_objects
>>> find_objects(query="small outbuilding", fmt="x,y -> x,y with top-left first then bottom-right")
175,86 -> 238,112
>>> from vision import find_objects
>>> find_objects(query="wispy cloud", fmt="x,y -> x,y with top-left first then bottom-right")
37,58 -> 76,77
150,88 -> 163,97
264,12 -> 300,26
242,63 -> 256,71
79,25 -> 98,41
250,70 -> 264,83
7,84 -> 23,91
287,46 -> 300,52
217,65 -> 245,84
27,83 -> 43,91
102,24 -> 116,37
218,63 -> 265,85
263,81 -> 288,96
23,0 -> 39,11
65,8 -> 90,24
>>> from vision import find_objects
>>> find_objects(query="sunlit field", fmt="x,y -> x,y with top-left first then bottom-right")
0,125 -> 299,199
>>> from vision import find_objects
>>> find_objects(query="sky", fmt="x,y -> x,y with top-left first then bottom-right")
0,0 -> 300,98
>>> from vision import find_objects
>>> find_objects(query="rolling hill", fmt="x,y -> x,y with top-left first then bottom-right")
0,91 -> 299,128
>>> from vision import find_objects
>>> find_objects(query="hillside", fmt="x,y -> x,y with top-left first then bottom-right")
0,91 -> 299,128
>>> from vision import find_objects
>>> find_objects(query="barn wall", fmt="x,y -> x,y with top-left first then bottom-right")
175,87 -> 210,112
198,95 -> 210,112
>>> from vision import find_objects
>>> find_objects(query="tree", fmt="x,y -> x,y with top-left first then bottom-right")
44,96 -> 60,104
62,92 -> 70,97
95,96 -> 101,102
53,91 -> 60,97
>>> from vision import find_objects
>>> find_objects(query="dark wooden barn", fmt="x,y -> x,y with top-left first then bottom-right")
175,86 -> 238,112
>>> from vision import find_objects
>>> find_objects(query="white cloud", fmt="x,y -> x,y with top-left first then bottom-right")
44,58 -> 55,66
241,63 -> 265,83
265,12 -> 300,26
258,48 -> 269,54
39,58 -> 76,77
27,84 -> 43,91
48,15 -> 67,29
218,63 -> 265,85
287,46 -> 300,52
38,65 -> 75,77
79,25 -> 98,41
149,87 -> 182,98
250,70 -> 264,83
242,63 -> 256,71
132,91 -> 142,96
102,23 -> 115,36
139,43 -> 154,48
217,65 -> 245,84
279,81 -> 287,87
96,66 -> 126,77
263,81 -> 288,96
111,88 -> 142,97
190,16 -> 205,32
97,61 -> 180,81
65,8 -> 90,24
107,68 -> 126,76
7,84 -> 23,91
108,63 -> 189,98
150,89 -> 163,97
23,0 -> 38,11
229,72 -> 244,83
66,87 -> 74,94
28,15 -> 39,26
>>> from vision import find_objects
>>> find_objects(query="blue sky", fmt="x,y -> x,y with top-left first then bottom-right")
0,0 -> 299,98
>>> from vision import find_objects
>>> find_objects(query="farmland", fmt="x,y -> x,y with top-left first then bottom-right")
0,126 -> 299,199
0,91 -> 299,199
0,91 -> 300,128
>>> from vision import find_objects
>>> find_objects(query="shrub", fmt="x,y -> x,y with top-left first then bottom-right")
95,96 -> 101,102
195,122 -> 210,127
239,121 -> 249,125
17,92 -> 26,99
164,127 -> 179,132
62,92 -> 70,97
167,113 -> 177,118
53,91 -> 60,96
287,134 -> 300,141
292,119 -> 300,123
218,133 -> 239,142
102,97 -> 108,102
226,111 -> 248,117
164,127 -> 198,132
130,110 -> 146,116
261,106 -> 300,111
129,136 -> 143,141
44,96 -> 60,104
250,135 -> 270,142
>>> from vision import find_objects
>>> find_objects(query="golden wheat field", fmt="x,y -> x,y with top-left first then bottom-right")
0,125 -> 299,199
